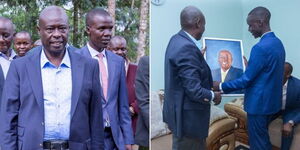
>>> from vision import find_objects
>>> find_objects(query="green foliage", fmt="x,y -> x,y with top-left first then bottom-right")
0,0 -> 148,62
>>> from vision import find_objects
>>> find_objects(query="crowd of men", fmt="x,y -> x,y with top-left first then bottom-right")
163,5 -> 299,150
0,6 -> 149,150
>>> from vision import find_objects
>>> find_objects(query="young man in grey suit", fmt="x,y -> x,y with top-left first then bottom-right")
163,6 -> 222,150
77,8 -> 134,150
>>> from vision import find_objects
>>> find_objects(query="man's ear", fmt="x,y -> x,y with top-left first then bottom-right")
85,26 -> 91,36
37,26 -> 41,36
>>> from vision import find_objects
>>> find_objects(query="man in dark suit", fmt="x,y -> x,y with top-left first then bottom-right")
276,62 -> 300,150
212,50 -> 243,82
107,36 -> 139,134
0,6 -> 104,150
77,8 -> 134,150
214,7 -> 285,150
163,6 -> 221,150
135,56 -> 149,150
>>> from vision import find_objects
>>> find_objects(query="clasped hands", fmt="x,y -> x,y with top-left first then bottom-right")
212,81 -> 222,105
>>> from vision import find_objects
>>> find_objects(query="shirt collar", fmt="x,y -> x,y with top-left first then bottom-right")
0,49 -> 17,60
87,42 -> 107,58
261,31 -> 272,38
284,79 -> 289,88
40,48 -> 71,69
184,30 -> 202,50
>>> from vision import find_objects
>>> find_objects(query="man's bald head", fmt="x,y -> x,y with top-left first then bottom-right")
0,16 -> 15,54
86,8 -> 110,27
180,6 -> 205,40
108,36 -> 127,59
39,6 -> 68,26
180,6 -> 204,30
248,6 -> 271,25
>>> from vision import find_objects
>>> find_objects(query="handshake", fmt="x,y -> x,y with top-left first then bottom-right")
212,81 -> 222,105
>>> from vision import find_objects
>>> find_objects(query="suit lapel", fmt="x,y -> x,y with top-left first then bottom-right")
26,47 -> 44,112
69,48 -> 84,118
106,51 -> 116,102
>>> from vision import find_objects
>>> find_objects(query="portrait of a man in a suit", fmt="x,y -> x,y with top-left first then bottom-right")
212,50 -> 243,83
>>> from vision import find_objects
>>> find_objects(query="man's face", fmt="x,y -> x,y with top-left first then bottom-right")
218,51 -> 232,71
247,15 -> 263,38
38,13 -> 69,54
108,38 -> 127,59
0,20 -> 14,53
87,15 -> 113,51
14,33 -> 32,57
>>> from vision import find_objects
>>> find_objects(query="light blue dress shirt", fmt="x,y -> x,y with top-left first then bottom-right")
40,49 -> 72,140
0,49 -> 16,79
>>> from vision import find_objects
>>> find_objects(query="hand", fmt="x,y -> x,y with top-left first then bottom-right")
282,122 -> 293,137
213,91 -> 221,105
213,81 -> 221,91
125,144 -> 132,150
201,46 -> 207,55
243,56 -> 248,68
129,106 -> 135,116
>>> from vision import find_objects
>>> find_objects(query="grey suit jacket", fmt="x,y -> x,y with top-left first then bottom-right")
134,56 -> 149,147
77,46 -> 134,149
0,46 -> 104,150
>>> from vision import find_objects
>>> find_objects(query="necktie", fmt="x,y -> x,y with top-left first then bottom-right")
97,53 -> 108,100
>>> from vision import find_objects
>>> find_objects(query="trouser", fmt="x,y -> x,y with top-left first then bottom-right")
104,127 -> 118,150
172,134 -> 206,150
138,146 -> 149,150
43,140 -> 69,150
247,114 -> 274,150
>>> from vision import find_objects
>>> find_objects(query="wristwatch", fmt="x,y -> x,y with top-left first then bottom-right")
288,120 -> 294,126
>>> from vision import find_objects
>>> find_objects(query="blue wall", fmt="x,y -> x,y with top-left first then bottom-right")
151,0 -> 300,92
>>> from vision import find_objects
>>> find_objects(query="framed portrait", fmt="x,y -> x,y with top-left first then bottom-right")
203,37 -> 245,96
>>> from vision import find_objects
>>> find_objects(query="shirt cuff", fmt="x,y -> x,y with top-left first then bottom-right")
219,83 -> 224,93
210,91 -> 214,101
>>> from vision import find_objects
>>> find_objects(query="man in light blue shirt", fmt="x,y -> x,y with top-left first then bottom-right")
0,6 -> 104,150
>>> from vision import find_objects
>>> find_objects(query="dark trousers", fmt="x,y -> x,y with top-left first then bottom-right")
138,146 -> 149,150
104,127 -> 118,150
172,134 -> 206,150
247,114 -> 274,150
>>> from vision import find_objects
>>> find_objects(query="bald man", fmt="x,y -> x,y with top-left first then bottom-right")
0,17 -> 17,79
0,6 -> 104,150
214,7 -> 285,150
163,6 -> 221,150
13,31 -> 33,57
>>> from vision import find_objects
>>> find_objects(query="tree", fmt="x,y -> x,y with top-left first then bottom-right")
136,0 -> 149,62
107,0 -> 116,35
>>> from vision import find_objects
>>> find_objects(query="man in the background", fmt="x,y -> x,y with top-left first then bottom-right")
135,56 -> 149,150
13,31 -> 32,57
0,17 -> 16,79
107,35 -> 139,134
276,62 -> 300,150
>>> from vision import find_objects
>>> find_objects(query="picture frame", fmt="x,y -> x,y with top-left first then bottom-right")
203,37 -> 245,96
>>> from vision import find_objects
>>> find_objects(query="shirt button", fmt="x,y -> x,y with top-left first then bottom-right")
40,143 -> 43,147
41,122 -> 44,126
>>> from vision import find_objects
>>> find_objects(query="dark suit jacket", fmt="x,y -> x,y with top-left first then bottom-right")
212,67 -> 244,94
78,46 -> 134,149
222,32 -> 285,115
212,66 -> 243,82
126,63 -> 139,133
283,76 -> 300,124
0,65 -> 4,103
0,46 -> 104,150
134,56 -> 149,147
163,30 -> 213,139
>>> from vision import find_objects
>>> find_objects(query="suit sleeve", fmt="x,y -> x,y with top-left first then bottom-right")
90,60 -> 104,149
0,61 -> 19,150
119,59 -> 134,144
171,44 -> 212,102
135,57 -> 149,130
222,45 -> 266,93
